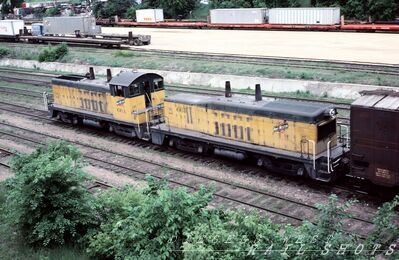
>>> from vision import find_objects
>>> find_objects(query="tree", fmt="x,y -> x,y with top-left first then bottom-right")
342,0 -> 368,20
368,0 -> 397,21
0,0 -> 23,14
5,141 -> 97,246
142,0 -> 200,19
45,7 -> 60,17
92,0 -> 137,18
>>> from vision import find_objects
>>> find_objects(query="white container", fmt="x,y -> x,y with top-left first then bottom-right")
43,16 -> 101,36
0,20 -> 25,36
210,8 -> 268,24
269,8 -> 340,25
136,9 -> 164,23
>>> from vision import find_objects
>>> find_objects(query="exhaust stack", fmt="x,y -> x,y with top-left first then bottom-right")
89,67 -> 95,80
225,81 -> 232,98
255,84 -> 262,101
106,69 -> 112,82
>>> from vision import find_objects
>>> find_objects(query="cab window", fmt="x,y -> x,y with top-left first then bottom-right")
128,84 -> 141,97
317,119 -> 336,140
153,78 -> 164,90
111,85 -> 124,97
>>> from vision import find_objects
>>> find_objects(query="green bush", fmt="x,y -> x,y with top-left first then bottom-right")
38,43 -> 69,62
125,6 -> 137,19
86,177 -> 213,259
5,141 -> 97,247
0,47 -> 10,57
45,7 -> 60,17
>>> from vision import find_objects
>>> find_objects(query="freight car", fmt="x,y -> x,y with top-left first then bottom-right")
101,7 -> 399,32
0,17 -> 151,47
350,90 -> 399,188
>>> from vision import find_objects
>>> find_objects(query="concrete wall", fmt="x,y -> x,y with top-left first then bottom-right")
1,58 -> 396,100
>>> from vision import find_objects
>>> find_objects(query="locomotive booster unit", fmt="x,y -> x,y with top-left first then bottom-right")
46,69 -> 399,192
151,83 -> 345,182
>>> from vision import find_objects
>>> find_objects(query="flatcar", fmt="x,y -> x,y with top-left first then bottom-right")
48,68 -> 165,139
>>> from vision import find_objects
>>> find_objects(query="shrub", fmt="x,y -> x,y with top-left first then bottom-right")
5,141 -> 97,247
0,47 -> 10,57
125,6 -> 137,19
86,177 -> 213,259
45,7 -> 60,17
38,43 -> 68,62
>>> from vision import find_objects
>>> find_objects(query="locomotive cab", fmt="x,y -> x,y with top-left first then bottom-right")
48,68 -> 165,140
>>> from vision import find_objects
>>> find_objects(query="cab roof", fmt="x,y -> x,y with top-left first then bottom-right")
109,71 -> 163,87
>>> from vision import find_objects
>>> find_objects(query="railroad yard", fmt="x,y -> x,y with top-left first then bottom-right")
1,4 -> 399,259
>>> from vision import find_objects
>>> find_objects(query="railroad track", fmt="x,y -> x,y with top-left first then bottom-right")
0,67 -> 352,114
0,146 -> 113,192
3,43 -> 399,76
0,101 -> 385,201
0,119 -> 379,239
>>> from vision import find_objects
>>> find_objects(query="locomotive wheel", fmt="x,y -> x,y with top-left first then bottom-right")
256,158 -> 264,167
296,166 -> 305,176
256,157 -> 272,168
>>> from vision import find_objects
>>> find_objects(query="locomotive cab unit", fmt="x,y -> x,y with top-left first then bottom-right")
151,84 -> 347,182
48,68 -> 165,139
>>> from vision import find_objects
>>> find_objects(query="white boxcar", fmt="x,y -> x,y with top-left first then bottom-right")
136,9 -> 164,23
269,8 -> 340,25
210,8 -> 268,24
43,16 -> 101,36
0,20 -> 24,36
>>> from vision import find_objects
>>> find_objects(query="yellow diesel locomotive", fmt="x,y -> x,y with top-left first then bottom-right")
48,70 -> 346,182
151,83 -> 347,182
49,68 -> 165,139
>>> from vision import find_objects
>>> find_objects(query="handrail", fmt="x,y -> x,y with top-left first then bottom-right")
340,125 -> 350,148
327,140 -> 333,173
307,139 -> 316,170
43,91 -> 48,110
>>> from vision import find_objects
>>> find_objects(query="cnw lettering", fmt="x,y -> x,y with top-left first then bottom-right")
80,98 -> 106,113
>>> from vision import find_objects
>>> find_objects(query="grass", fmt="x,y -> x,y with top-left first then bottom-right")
0,182 -> 89,260
1,43 -> 398,87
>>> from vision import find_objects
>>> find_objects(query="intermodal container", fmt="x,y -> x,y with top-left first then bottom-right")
269,8 -> 340,25
43,16 -> 101,36
0,20 -> 25,36
136,9 -> 164,23
210,8 -> 268,24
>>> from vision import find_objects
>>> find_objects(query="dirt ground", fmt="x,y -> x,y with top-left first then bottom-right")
102,27 -> 399,64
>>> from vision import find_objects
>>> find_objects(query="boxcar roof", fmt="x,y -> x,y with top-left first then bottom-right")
352,90 -> 399,110
166,93 -> 335,123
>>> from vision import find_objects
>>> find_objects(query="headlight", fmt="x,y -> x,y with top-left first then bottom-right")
329,108 -> 337,117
